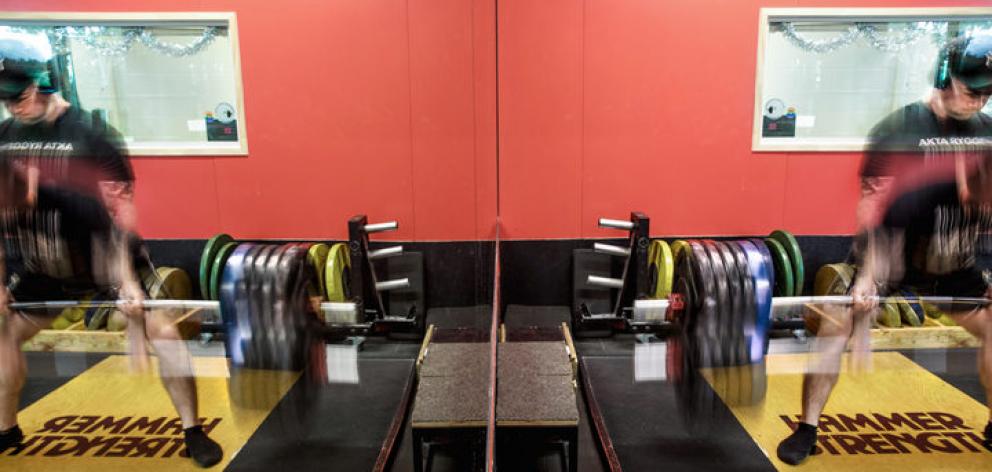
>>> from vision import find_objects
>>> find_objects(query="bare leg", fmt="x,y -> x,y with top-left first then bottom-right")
0,313 -> 51,430
948,307 -> 992,422
143,309 -> 199,429
801,306 -> 858,425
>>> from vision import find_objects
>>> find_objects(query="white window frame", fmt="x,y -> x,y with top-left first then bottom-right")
753,7 -> 992,152
0,11 -> 248,156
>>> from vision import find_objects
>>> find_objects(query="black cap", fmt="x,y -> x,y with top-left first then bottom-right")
950,34 -> 992,94
0,33 -> 55,100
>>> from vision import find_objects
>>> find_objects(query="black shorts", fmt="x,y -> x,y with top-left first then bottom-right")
898,269 -> 988,298
892,269 -> 988,312
5,247 -> 155,317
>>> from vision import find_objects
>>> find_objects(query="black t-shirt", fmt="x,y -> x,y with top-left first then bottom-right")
0,107 -> 133,197
1,184 -> 114,284
880,180 -> 992,277
862,101 -> 992,178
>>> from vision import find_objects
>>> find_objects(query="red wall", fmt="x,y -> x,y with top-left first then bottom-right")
497,0 -> 991,239
8,1 -> 989,241
7,0 -> 498,241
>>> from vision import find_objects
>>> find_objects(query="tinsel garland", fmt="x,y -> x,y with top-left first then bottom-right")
6,25 -> 218,58
779,21 -> 955,54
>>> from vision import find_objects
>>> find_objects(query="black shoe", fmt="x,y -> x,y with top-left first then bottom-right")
984,421 -> 992,448
184,425 -> 223,468
777,423 -> 817,466
0,425 -> 24,451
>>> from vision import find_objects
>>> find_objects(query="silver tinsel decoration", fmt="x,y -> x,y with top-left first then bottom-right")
3,25 -> 219,58
781,22 -> 858,54
76,27 -> 140,57
779,21 -> 956,54
856,22 -> 929,53
139,27 -> 217,57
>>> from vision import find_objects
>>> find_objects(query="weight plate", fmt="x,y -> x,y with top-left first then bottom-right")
325,243 -> 352,302
209,243 -> 239,301
894,295 -> 921,327
200,234 -> 234,300
691,241 -> 721,370
900,289 -> 926,325
307,243 -> 330,299
153,267 -> 193,301
878,301 -> 902,328
653,240 -> 674,298
763,238 -> 794,298
671,240 -> 690,262
749,239 -> 775,297
710,241 -> 739,368
727,241 -> 755,366
769,230 -> 805,296
737,241 -> 769,362
813,263 -> 854,297
223,244 -> 256,367
714,241 -> 743,407
247,245 -> 276,368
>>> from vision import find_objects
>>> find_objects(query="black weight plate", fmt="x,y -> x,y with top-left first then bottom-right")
687,241 -> 717,370
248,245 -> 277,369
710,241 -> 739,404
716,241 -> 744,404
715,241 -> 743,368
263,245 -> 290,370
701,241 -> 729,368
274,244 -> 302,371
728,241 -> 755,366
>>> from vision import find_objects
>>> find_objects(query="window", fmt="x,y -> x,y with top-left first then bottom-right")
753,8 -> 992,152
0,13 -> 246,156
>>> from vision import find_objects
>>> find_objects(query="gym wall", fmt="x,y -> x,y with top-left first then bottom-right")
497,0 -> 990,240
8,0 -> 498,242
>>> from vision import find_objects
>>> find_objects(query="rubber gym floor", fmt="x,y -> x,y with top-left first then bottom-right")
7,326 -> 988,471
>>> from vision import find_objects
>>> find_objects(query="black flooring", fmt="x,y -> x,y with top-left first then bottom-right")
11,342 -> 988,472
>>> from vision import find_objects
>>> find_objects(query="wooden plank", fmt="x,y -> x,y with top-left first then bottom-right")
560,322 -> 578,378
416,324 -> 435,375
804,303 -> 978,350
22,308 -> 202,353
869,326 -> 979,350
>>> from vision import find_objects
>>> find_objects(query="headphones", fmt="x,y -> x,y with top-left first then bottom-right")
935,39 -> 959,89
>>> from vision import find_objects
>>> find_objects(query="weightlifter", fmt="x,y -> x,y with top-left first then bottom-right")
779,34 -> 992,466
0,34 -> 222,466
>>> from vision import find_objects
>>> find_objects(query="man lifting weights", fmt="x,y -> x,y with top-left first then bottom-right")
778,34 -> 992,465
0,33 -> 222,467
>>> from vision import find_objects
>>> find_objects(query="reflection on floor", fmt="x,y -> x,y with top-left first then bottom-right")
578,335 -> 990,472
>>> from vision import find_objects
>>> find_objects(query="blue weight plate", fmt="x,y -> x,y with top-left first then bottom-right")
727,241 -> 754,367
220,243 -> 254,367
739,240 -> 772,361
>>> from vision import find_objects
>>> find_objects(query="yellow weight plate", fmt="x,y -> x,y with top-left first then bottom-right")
894,296 -> 921,327
308,243 -> 331,299
813,263 -> 853,297
670,240 -> 690,261
877,302 -> 902,328
325,243 -> 352,302
649,240 -> 674,298
151,267 -> 193,300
